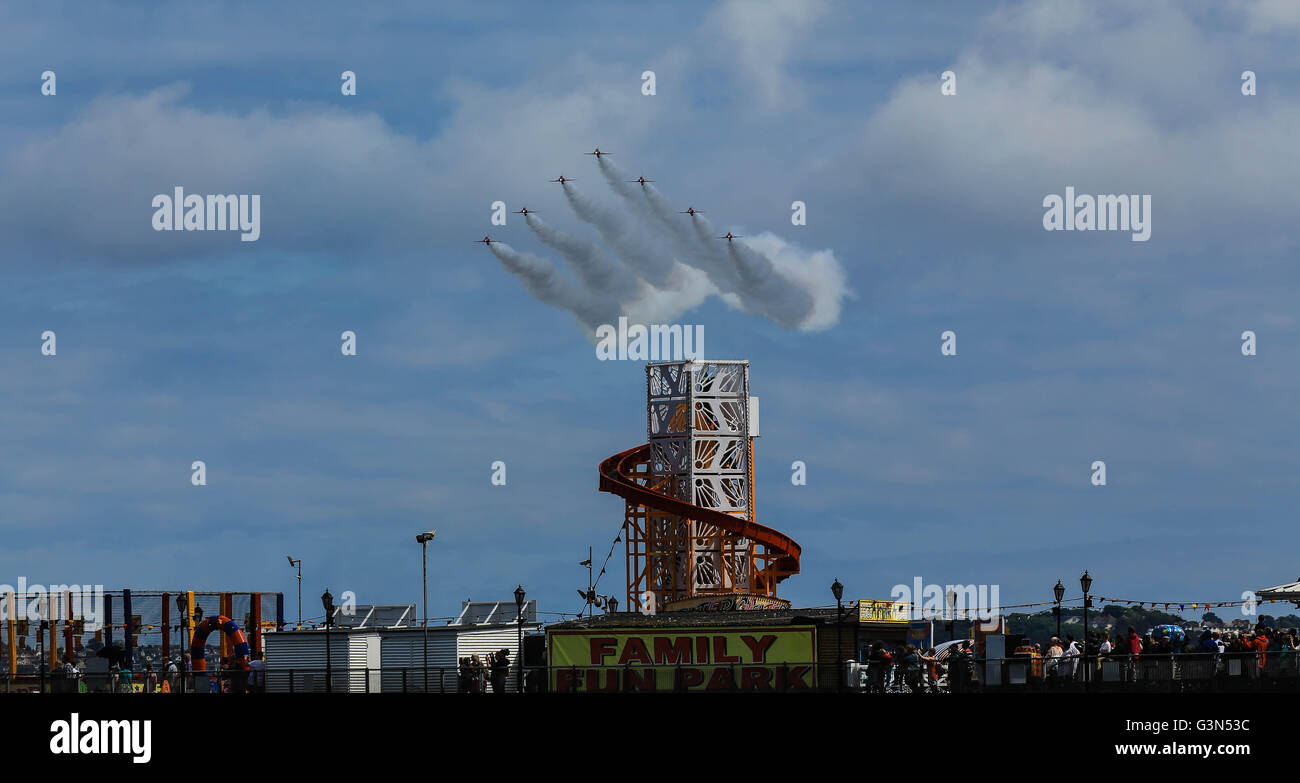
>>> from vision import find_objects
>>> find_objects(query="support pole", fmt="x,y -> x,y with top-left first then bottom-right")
122,588 -> 133,670
63,590 -> 74,662
220,593 -> 232,659
5,591 -> 15,676
48,594 -> 59,673
251,592 -> 263,654
161,592 -> 171,663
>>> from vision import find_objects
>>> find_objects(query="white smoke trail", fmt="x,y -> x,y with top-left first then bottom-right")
524,212 -> 642,301
560,182 -> 677,289
487,241 -> 618,331
494,154 -> 849,335
597,158 -> 744,294
727,241 -> 815,328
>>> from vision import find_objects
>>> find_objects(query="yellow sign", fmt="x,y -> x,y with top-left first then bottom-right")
548,626 -> 816,692
858,599 -> 908,624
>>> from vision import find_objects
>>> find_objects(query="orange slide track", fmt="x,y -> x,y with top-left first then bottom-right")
598,443 -> 801,593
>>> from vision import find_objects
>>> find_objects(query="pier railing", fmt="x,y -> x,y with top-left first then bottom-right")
3,652 -> 1296,692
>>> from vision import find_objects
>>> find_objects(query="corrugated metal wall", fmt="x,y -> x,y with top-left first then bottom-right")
261,625 -> 541,693
457,627 -> 524,693
263,631 -> 377,693
378,630 -> 457,693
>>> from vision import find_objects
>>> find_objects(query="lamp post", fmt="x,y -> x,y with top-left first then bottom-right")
175,594 -> 188,693
416,530 -> 436,692
514,584 -> 526,694
38,615 -> 47,694
831,578 -> 844,693
286,556 -> 301,626
946,588 -> 957,641
1079,570 -> 1093,690
321,588 -> 334,693
1053,580 -> 1066,640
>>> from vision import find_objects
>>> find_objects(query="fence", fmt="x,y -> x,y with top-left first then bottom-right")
3,653 -> 1298,693
964,651 -> 1300,693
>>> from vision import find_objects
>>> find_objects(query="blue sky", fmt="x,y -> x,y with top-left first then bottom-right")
2,0 -> 1299,625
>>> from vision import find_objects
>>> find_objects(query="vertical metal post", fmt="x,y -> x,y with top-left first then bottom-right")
422,541 -> 428,693
836,599 -> 843,693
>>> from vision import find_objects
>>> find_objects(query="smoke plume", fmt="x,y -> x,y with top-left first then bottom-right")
485,153 -> 850,336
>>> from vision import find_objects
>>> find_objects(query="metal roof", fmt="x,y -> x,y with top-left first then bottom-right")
454,599 -> 537,626
1257,579 -> 1300,604
330,604 -> 418,629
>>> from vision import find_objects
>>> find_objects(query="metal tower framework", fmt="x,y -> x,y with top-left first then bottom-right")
598,361 -> 799,614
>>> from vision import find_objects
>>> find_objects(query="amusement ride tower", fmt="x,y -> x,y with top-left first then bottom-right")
599,361 -> 801,613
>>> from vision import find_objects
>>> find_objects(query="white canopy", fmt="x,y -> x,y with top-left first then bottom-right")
1257,578 -> 1300,605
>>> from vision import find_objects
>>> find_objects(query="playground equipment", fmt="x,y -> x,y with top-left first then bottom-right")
2,589 -> 283,677
599,361 -> 801,613
190,615 -> 251,671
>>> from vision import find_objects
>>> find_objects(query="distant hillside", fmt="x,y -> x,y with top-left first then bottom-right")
1005,607 -> 1300,646
939,608 -> 1300,647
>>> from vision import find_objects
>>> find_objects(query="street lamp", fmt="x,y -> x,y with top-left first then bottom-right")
1079,570 -> 1093,689
175,594 -> 188,693
416,530 -> 436,692
514,584 -> 526,694
946,588 -> 958,641
38,610 -> 46,694
286,556 -> 302,626
321,588 -> 334,693
1053,579 -> 1066,640
831,578 -> 844,693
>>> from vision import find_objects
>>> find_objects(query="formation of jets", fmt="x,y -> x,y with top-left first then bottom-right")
479,151 -> 746,245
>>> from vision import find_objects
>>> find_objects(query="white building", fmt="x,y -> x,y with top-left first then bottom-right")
262,600 -> 541,693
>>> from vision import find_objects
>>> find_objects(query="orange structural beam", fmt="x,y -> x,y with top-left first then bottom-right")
598,443 -> 801,581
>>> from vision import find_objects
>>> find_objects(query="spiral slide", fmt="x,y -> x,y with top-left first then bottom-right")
599,443 -> 801,590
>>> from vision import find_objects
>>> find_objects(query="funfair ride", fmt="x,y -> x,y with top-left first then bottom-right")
598,361 -> 801,614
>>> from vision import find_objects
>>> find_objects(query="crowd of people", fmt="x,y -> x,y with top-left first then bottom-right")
1026,624 -> 1297,683
56,649 -> 268,693
856,623 -> 1298,692
861,639 -> 977,693
857,621 -> 1294,686
456,649 -> 514,693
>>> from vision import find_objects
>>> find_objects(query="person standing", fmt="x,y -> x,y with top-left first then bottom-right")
1062,635 -> 1081,680
489,649 -> 510,693
901,646 -> 923,693
866,642 -> 890,694
1045,637 -> 1063,678
1127,626 -> 1142,682
248,652 -> 266,693
919,648 -> 939,693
